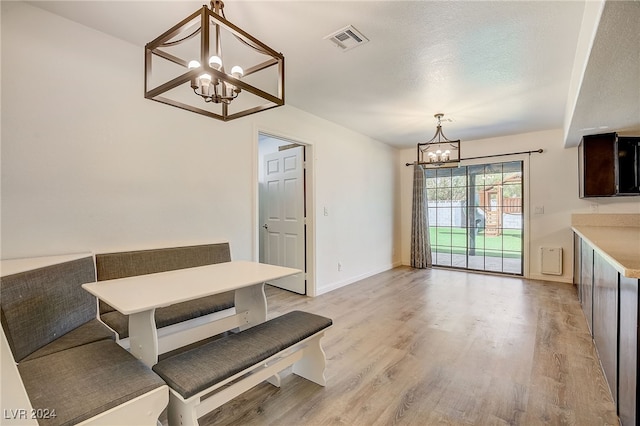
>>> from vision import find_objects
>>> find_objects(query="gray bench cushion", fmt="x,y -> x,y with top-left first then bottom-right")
95,243 -> 232,315
0,256 -> 99,362
101,292 -> 235,339
153,310 -> 332,399
22,319 -> 115,362
18,339 -> 165,426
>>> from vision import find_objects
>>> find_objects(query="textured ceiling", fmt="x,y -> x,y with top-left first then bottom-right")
564,0 -> 640,147
26,1 -> 639,148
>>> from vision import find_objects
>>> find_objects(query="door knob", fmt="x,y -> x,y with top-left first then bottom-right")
263,224 -> 269,230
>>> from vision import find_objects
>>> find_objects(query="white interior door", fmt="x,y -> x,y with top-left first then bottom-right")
262,146 -> 305,294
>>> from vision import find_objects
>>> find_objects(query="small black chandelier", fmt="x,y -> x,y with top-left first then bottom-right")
416,113 -> 461,167
144,1 -> 285,121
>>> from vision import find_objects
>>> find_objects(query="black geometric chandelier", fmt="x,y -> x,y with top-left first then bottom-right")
416,113 -> 461,167
144,1 -> 285,121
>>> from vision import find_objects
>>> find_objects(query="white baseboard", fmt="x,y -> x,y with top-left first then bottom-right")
526,273 -> 574,284
316,262 -> 400,296
315,263 -> 574,295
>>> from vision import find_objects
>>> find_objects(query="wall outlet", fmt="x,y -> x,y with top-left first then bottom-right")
337,262 -> 342,272
534,205 -> 544,215
590,203 -> 599,212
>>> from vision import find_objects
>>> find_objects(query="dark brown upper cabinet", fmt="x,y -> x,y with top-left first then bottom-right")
579,132 -> 640,198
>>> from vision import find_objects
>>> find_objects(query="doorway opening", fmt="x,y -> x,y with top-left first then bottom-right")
258,133 -> 308,294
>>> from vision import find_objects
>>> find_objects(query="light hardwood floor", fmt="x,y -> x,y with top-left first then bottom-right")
198,266 -> 618,425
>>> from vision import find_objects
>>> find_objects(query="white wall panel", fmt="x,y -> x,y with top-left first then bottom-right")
283,233 -> 299,269
266,181 -> 280,220
283,179 -> 297,220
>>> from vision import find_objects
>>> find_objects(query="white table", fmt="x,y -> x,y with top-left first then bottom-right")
82,261 -> 300,366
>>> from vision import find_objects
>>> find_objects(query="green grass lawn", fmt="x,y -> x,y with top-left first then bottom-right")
429,227 -> 522,258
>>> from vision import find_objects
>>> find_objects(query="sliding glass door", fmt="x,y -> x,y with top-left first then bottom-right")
425,161 -> 523,275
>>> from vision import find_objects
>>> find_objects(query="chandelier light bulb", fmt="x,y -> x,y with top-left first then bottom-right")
208,56 -> 223,70
231,66 -> 244,79
199,74 -> 212,84
188,60 -> 201,69
199,74 -> 212,95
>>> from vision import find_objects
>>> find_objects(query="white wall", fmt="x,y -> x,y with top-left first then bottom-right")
0,2 -> 399,295
400,128 -> 639,283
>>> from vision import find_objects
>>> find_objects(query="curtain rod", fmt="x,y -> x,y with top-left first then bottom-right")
405,149 -> 543,166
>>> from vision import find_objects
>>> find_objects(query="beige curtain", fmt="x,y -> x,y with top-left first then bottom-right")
411,164 -> 432,268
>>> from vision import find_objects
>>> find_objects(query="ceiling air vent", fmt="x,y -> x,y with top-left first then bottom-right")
324,25 -> 369,52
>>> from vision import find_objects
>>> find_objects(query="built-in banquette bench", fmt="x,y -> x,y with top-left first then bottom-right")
95,243 -> 236,354
1,246 -> 333,426
153,310 -> 332,425
0,254 -> 168,425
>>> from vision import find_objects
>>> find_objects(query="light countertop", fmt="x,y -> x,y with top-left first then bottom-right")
572,214 -> 640,279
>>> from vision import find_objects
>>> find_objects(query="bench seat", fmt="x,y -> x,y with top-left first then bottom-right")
1,256 -> 109,363
18,339 -> 166,426
1,254 -> 168,426
153,310 -> 332,425
21,319 -> 115,362
100,293 -> 235,339
95,243 -> 236,347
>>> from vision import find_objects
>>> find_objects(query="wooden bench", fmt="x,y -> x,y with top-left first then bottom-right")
95,243 -> 236,354
0,254 -> 168,425
152,310 -> 332,426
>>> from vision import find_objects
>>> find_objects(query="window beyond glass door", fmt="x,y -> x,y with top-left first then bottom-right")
426,161 -> 523,275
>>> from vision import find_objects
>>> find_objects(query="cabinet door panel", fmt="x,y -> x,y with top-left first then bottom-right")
581,133 -> 616,197
593,252 -> 619,403
619,276 -> 639,425
574,233 -> 582,299
580,240 -> 594,333
617,137 -> 640,194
